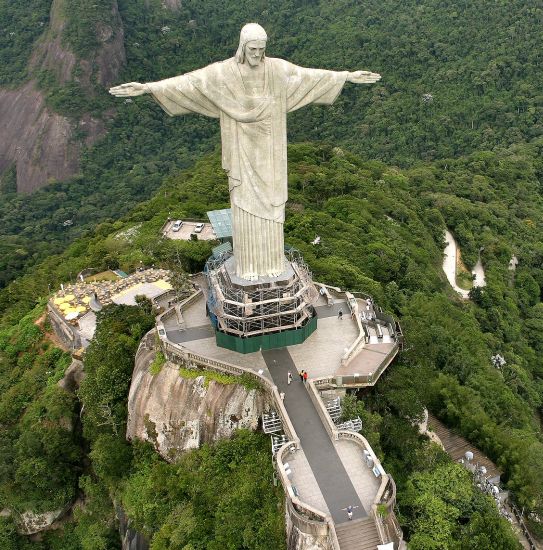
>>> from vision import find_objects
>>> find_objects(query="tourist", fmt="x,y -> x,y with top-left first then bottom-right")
303,371 -> 308,384
299,370 -> 305,383
338,308 -> 343,320
287,371 -> 292,385
347,505 -> 353,520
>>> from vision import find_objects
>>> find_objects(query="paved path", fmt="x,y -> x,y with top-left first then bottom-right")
315,302 -> 347,319
443,229 -> 486,299
443,229 -> 470,299
166,325 -> 214,343
262,348 -> 367,524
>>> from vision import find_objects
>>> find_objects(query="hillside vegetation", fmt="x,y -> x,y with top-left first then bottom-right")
0,0 -> 542,288
0,141 -> 541,547
1,0 -> 542,546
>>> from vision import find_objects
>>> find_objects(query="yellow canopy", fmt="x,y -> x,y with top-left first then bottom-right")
64,294 -> 75,301
58,303 -> 70,310
155,279 -> 173,290
82,296 -> 91,304
53,297 -> 66,305
75,306 -> 87,313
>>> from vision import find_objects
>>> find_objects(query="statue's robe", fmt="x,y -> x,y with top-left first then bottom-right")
147,57 -> 348,280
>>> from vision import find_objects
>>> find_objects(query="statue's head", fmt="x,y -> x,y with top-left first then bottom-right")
235,23 -> 267,66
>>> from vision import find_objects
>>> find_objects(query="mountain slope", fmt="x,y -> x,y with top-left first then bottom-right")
0,0 -> 125,193
0,0 -> 541,289
0,142 -> 541,546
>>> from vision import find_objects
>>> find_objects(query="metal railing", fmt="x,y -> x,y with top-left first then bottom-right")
510,502 -> 539,550
308,378 -> 404,548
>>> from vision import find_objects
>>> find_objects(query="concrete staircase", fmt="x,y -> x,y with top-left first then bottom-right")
427,413 -> 501,482
335,517 -> 381,550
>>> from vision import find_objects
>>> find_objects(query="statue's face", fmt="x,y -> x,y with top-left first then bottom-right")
245,40 -> 266,66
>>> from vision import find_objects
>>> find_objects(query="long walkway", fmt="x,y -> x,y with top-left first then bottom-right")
262,348 -> 367,524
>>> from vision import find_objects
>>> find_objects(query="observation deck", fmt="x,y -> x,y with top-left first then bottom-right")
156,277 -> 404,549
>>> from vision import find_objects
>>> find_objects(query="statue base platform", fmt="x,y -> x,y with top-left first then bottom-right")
222,256 -> 296,290
204,250 -> 319,354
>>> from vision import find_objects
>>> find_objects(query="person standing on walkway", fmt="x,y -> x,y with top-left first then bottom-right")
347,505 -> 353,520
280,391 -> 285,401
299,370 -> 305,383
287,371 -> 292,385
338,308 -> 343,320
303,371 -> 308,384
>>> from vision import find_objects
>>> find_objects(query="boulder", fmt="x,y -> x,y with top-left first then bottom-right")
127,345 -> 269,461
16,509 -> 66,535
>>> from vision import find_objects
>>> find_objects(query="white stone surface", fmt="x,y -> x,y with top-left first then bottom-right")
17,509 -> 65,535
334,439 -> 380,511
443,229 -> 486,299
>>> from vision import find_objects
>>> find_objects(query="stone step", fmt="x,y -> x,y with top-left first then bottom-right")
335,517 -> 381,550
427,414 -> 501,480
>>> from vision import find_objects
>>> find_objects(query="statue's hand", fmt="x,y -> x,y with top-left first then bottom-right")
109,82 -> 149,97
347,71 -> 381,84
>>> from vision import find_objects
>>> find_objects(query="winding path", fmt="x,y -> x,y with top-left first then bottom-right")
443,229 -> 486,299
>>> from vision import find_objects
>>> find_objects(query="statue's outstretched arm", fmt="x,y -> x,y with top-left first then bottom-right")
346,71 -> 381,84
109,82 -> 151,97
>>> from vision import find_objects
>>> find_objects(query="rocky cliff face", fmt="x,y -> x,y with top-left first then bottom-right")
116,503 -> 149,550
127,345 -> 269,462
0,82 -> 105,193
162,0 -> 182,12
16,508 -> 68,536
30,0 -> 125,89
0,0 -> 125,193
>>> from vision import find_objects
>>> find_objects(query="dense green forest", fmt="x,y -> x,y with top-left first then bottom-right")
0,141 -> 542,547
0,301 -> 285,549
0,0 -> 542,289
1,0 -> 543,547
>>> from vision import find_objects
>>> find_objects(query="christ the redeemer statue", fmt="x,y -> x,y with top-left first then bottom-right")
110,23 -> 380,281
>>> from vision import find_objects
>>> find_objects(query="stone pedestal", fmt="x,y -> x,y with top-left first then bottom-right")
205,250 -> 319,352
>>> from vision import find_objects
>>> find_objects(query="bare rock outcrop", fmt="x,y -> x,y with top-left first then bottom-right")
57,358 -> 85,392
127,347 -> 269,461
287,525 -> 331,550
116,503 -> 149,550
162,0 -> 182,11
0,82 -> 105,193
29,0 -> 77,86
16,508 -> 67,535
30,0 -> 125,89
0,0 -> 125,193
